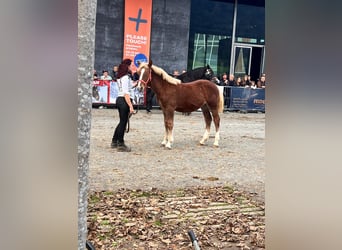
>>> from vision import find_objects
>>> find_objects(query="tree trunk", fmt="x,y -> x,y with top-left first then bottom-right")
78,0 -> 97,249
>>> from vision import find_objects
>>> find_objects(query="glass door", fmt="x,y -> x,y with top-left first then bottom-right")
232,44 -> 265,81
233,46 -> 252,77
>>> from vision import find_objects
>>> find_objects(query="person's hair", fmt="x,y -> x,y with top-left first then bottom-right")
117,59 -> 132,79
122,58 -> 132,65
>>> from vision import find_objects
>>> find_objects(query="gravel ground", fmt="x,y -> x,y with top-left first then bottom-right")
89,108 -> 265,202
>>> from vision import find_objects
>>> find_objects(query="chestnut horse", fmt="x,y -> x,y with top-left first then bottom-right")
137,61 -> 224,149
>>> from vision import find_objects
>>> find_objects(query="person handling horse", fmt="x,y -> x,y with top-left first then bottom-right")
111,58 -> 136,152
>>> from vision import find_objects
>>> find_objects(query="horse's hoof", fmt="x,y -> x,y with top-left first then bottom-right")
213,144 -> 219,147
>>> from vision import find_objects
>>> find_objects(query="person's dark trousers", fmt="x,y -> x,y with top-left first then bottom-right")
146,87 -> 154,112
112,97 -> 129,144
223,86 -> 231,109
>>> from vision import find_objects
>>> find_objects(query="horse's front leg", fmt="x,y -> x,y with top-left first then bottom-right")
161,132 -> 167,146
200,129 -> 210,145
163,111 -> 174,149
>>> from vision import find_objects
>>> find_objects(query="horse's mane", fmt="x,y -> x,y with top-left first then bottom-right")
139,63 -> 181,85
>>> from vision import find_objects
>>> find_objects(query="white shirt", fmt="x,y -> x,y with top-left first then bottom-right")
100,75 -> 112,80
117,75 -> 134,98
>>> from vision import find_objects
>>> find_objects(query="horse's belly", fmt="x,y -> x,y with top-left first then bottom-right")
175,105 -> 199,113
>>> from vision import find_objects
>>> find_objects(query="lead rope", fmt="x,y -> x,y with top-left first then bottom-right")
126,108 -> 139,133
126,112 -> 132,133
126,80 -> 142,133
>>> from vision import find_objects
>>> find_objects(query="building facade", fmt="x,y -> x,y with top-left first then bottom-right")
94,0 -> 265,81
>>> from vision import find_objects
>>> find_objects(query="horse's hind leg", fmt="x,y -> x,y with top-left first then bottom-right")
211,109 -> 221,147
199,105 -> 212,145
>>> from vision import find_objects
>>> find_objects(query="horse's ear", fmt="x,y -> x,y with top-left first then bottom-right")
148,59 -> 153,67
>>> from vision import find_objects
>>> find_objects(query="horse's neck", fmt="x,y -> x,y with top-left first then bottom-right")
183,68 -> 205,82
150,72 -> 170,95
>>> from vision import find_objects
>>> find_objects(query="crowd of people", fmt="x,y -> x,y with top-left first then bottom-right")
93,65 -> 119,82
212,72 -> 266,89
94,66 -> 267,89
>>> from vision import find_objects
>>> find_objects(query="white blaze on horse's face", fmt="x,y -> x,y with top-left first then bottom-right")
138,68 -> 145,89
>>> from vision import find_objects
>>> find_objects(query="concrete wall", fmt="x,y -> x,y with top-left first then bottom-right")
94,0 -> 191,74
94,0 -> 124,73
150,0 -> 191,73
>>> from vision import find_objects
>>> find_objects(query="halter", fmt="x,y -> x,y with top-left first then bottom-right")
138,67 -> 152,88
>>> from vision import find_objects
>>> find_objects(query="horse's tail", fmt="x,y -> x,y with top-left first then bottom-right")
217,88 -> 224,113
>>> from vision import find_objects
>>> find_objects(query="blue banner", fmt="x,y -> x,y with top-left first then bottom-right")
227,87 -> 265,112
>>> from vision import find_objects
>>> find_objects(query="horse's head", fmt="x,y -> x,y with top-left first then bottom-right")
137,60 -> 181,89
136,60 -> 152,90
204,65 -> 214,80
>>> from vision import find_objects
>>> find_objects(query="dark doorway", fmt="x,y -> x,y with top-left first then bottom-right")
250,47 -> 263,82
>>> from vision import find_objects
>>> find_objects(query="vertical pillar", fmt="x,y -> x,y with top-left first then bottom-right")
78,0 -> 97,249
229,0 -> 238,75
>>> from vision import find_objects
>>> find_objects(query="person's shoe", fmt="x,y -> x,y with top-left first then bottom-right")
111,141 -> 118,148
117,143 -> 131,152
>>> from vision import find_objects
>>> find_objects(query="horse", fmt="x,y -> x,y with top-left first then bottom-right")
176,65 -> 214,82
137,60 -> 224,149
176,65 -> 215,115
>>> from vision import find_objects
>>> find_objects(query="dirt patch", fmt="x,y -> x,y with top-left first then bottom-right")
89,108 -> 265,201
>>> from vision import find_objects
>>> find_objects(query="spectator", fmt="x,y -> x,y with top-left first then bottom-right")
101,70 -> 113,80
227,74 -> 236,86
145,86 -> 155,113
93,70 -> 98,80
172,70 -> 180,77
211,76 -> 221,85
242,74 -> 252,87
236,76 -> 242,86
251,80 -> 257,89
220,73 -> 229,86
111,65 -> 119,80
257,75 -> 266,88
